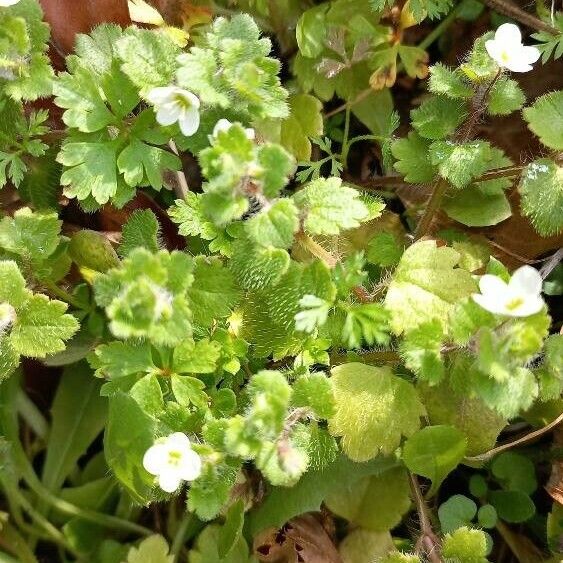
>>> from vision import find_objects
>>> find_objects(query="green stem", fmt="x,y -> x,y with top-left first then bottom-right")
42,281 -> 81,308
340,104 -> 352,167
296,232 -> 339,268
171,511 -> 194,561
16,389 -> 48,441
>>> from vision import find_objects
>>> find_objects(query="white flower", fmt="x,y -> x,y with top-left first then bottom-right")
472,265 -> 544,317
0,0 -> 21,6
146,86 -> 200,136
485,23 -> 540,72
142,432 -> 202,493
212,118 -> 255,140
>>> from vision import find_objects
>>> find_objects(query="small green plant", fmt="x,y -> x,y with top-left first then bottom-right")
0,0 -> 562,561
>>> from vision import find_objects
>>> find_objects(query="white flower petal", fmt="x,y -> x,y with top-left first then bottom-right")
178,90 -> 200,110
158,470 -> 183,493
504,59 -> 533,73
509,265 -> 542,296
478,274 -> 508,297
166,432 -> 192,450
213,119 -> 232,137
0,0 -> 21,5
178,106 -> 200,136
178,449 -> 202,481
509,295 -> 544,317
495,23 -> 522,45
156,103 -> 181,126
485,39 -> 504,64
147,86 -> 176,105
472,293 -> 508,315
142,443 -> 168,475
520,45 -> 541,65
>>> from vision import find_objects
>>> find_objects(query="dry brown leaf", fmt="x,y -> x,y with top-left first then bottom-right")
547,426 -> 563,506
253,514 -> 342,563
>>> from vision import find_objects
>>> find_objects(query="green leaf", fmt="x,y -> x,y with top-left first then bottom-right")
73,24 -> 123,76
125,535 -> 173,563
279,94 -> 324,160
0,260 -> 28,308
402,425 -> 466,495
325,466 -> 411,531
293,177 -> 369,235
339,529 -> 395,563
116,28 -> 181,95
429,140 -> 492,189
188,524 -> 251,563
366,232 -> 403,267
0,207 -> 61,266
488,490 -> 535,523
441,527 -> 489,563
477,505 -> 498,529
443,185 -> 512,227
0,0 -> 54,101
119,210 -> 161,258
130,373 -> 164,416
384,240 -> 477,335
391,132 -> 436,183
523,90 -> 563,150
173,338 -> 220,374
341,303 -> 391,349
41,363 -> 107,492
490,452 -> 537,494
90,341 -> 154,380
104,392 -> 157,503
428,64 -> 473,99
188,256 -> 241,327
296,5 -> 328,58
230,238 -> 290,290
519,159 -> 563,236
187,459 -> 240,521
487,77 -> 525,116
411,96 -> 467,140
328,363 -> 425,461
245,199 -> 299,249
54,69 -> 116,133
418,382 -> 507,457
170,375 -> 207,409
58,139 -> 121,205
438,495 -> 477,533
292,372 -> 335,419
94,249 -> 193,346
169,194 -> 220,241
10,294 -> 78,358
217,499 -> 245,559
117,139 -> 180,190
176,14 -> 288,119
248,453 -> 397,534
399,320 -> 445,384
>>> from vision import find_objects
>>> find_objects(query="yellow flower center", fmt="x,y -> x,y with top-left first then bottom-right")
505,296 -> 524,311
500,51 -> 510,63
167,450 -> 183,466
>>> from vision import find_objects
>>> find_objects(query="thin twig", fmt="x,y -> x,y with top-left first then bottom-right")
464,412 -> 563,463
482,0 -> 559,34
540,247 -> 563,280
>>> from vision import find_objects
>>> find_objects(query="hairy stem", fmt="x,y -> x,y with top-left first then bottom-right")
409,473 -> 443,563
413,177 -> 449,240
295,231 -> 339,268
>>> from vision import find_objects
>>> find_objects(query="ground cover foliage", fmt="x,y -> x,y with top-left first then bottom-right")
0,0 -> 562,561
